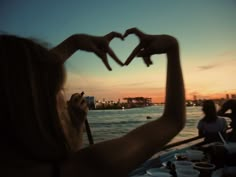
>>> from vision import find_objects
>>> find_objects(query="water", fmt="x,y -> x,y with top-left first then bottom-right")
83,106 -> 203,146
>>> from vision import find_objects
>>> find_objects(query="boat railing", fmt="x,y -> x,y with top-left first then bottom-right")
162,136 -> 204,151
162,127 -> 232,151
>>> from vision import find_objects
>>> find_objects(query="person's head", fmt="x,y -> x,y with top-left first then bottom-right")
220,99 -> 236,115
0,34 -> 68,161
202,100 -> 217,122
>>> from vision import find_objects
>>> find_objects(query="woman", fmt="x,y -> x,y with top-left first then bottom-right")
197,100 -> 227,143
0,28 -> 185,177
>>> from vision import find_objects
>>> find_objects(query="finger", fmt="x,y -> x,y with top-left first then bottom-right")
137,46 -> 154,57
147,56 -> 153,65
80,101 -> 89,112
124,27 -> 145,39
70,93 -> 80,103
70,93 -> 84,107
105,31 -> 124,41
107,47 -> 124,66
94,50 -> 112,71
71,91 -> 85,104
142,56 -> 153,67
92,46 -> 112,71
124,28 -> 138,37
143,58 -> 150,67
124,43 -> 142,65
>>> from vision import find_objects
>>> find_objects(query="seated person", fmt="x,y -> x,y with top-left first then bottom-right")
218,99 -> 236,142
197,100 -> 227,143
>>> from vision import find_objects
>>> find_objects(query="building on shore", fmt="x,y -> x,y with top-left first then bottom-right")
93,96 -> 153,110
123,97 -> 153,108
85,96 -> 96,110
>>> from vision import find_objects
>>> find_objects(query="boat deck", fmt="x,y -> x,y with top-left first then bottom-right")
129,129 -> 236,177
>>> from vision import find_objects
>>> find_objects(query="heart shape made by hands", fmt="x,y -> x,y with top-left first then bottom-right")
102,28 -> 157,71
108,34 -> 139,68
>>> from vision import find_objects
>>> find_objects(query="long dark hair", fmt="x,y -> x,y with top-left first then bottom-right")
0,35 -> 68,161
202,100 -> 218,123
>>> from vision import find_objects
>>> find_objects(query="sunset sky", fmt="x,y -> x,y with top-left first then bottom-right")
1,0 -> 236,102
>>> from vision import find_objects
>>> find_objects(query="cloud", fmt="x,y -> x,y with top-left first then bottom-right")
198,64 -> 218,71
218,50 -> 236,57
197,50 -> 236,71
110,81 -> 158,87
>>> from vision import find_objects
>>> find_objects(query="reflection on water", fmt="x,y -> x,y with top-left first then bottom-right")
83,106 -> 203,145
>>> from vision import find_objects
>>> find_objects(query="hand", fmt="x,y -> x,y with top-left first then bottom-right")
76,32 -> 124,71
51,32 -> 124,71
123,28 -> 178,66
67,92 -> 88,127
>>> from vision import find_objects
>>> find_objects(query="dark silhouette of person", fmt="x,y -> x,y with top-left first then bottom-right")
218,99 -> 236,142
0,28 -> 185,177
197,100 -> 227,143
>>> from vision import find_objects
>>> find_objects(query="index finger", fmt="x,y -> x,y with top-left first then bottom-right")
123,27 -> 145,39
94,50 -> 112,71
124,43 -> 142,65
69,93 -> 83,106
105,31 -> 124,42
107,47 -> 124,66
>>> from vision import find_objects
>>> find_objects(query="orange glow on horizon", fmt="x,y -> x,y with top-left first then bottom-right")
64,86 -> 236,103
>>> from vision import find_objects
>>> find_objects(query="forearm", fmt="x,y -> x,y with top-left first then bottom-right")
50,35 -> 76,62
61,114 -> 85,151
50,34 -> 91,62
67,111 -> 87,151
71,123 -> 84,151
163,40 -> 186,128
117,38 -> 186,171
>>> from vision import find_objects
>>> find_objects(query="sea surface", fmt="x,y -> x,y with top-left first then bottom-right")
83,105 -> 204,146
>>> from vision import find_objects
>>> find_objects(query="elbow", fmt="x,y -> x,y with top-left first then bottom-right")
173,111 -> 186,132
165,35 -> 179,51
163,115 -> 186,134
168,118 -> 186,139
163,111 -> 186,132
175,117 -> 186,131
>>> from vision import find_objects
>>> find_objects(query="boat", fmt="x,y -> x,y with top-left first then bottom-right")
129,128 -> 236,177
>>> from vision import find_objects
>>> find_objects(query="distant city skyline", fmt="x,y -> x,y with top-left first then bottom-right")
1,0 -> 236,102
78,92 -> 236,104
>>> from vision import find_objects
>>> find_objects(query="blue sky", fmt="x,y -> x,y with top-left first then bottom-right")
1,0 -> 236,102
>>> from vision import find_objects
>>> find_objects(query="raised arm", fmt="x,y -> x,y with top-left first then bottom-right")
50,32 -> 124,70
61,28 -> 186,177
124,28 -> 185,123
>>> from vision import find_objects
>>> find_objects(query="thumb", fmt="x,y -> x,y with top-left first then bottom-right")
137,48 -> 151,57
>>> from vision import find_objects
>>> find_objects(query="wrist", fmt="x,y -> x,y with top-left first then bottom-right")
72,34 -> 90,51
166,37 -> 179,58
